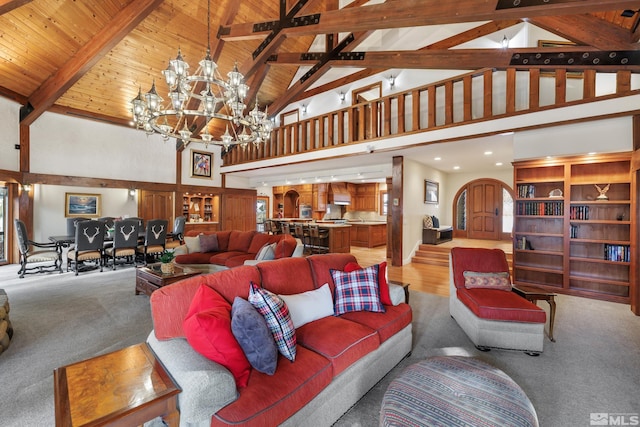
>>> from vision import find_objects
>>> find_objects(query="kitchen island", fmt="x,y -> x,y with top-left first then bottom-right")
349,221 -> 387,248
316,223 -> 352,253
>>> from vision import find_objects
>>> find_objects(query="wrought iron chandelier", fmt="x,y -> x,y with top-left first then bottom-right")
130,1 -> 272,150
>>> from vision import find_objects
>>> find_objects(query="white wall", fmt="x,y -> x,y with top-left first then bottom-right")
32,184 -> 138,242
402,158 -> 447,264
0,97 -> 20,171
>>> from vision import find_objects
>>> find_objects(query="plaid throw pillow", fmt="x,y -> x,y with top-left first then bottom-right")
331,265 -> 385,315
248,282 -> 296,361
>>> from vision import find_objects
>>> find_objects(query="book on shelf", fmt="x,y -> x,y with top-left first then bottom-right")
604,244 -> 630,262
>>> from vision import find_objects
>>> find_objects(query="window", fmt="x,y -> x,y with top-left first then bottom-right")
379,191 -> 388,216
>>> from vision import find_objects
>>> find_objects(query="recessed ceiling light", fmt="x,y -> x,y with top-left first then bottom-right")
434,157 -> 441,161
453,166 -> 460,170
588,152 -> 597,155
495,162 -> 503,166
484,151 -> 493,155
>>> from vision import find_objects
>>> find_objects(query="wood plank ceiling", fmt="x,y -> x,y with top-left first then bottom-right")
0,0 -> 639,141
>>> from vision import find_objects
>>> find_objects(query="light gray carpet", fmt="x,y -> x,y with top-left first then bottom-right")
0,264 -> 639,427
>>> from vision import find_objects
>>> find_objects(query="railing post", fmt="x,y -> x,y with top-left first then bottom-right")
555,69 -> 567,104
428,86 -> 436,128
412,90 -> 420,131
444,81 -> 453,124
617,70 -> 631,93
584,69 -> 596,98
529,69 -> 540,109
483,70 -> 493,118
506,68 -> 516,114
397,95 -> 406,133
383,98 -> 391,136
463,76 -> 472,122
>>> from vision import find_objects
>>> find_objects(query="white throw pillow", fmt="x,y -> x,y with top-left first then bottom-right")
183,235 -> 201,253
279,283 -> 334,329
255,243 -> 276,261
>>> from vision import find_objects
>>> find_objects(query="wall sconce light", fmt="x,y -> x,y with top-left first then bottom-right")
21,183 -> 32,192
339,91 -> 345,103
389,75 -> 395,88
128,188 -> 136,199
301,104 -> 307,115
501,35 -> 509,49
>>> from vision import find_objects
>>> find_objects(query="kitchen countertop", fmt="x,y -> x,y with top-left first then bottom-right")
346,221 -> 387,225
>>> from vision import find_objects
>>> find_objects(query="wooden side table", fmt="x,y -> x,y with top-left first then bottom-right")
513,285 -> 557,342
135,263 -> 202,296
54,343 -> 180,426
389,280 -> 410,304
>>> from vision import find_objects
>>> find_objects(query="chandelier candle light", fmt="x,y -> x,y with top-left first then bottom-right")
130,0 -> 273,150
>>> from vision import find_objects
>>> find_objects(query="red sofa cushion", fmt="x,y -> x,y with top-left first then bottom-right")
150,266 -> 262,339
457,288 -> 546,323
209,251 -> 246,265
175,251 -> 217,264
257,257 -> 316,295
295,316 -> 379,376
229,230 -> 256,252
215,231 -> 232,251
183,285 -> 251,388
212,346 -> 332,427
225,253 -> 258,268
273,234 -> 297,258
247,233 -> 277,254
339,302 -> 412,343
306,253 -> 358,292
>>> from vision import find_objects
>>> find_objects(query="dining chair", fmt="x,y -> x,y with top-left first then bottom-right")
136,219 -> 168,265
67,220 -> 105,276
98,216 -> 116,231
14,219 -> 62,278
104,219 -> 140,270
165,216 -> 186,250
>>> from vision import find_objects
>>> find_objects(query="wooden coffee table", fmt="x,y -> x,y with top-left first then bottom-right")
135,263 -> 202,296
513,285 -> 557,342
54,343 -> 180,426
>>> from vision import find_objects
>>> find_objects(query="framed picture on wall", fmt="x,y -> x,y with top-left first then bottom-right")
65,193 -> 101,217
191,150 -> 212,178
424,180 -> 439,204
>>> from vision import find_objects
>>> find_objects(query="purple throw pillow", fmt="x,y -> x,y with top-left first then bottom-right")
199,233 -> 219,253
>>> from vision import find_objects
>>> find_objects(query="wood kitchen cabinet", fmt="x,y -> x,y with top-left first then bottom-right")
350,223 -> 387,247
352,183 -> 379,211
313,183 -> 328,211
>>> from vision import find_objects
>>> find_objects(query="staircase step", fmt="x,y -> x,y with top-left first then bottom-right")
412,244 -> 513,269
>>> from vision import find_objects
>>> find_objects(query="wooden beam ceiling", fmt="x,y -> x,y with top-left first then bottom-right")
0,0 -> 31,15
20,0 -> 164,126
219,0 -> 640,40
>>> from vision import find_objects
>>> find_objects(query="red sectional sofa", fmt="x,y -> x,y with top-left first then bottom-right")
449,247 -> 546,354
174,230 -> 303,272
147,253 -> 413,426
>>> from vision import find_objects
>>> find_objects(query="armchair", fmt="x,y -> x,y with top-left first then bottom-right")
449,247 -> 546,354
67,220 -> 105,275
137,219 -> 168,265
13,219 -> 62,278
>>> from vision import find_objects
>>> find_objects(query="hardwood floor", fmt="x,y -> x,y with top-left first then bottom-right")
349,238 -> 512,297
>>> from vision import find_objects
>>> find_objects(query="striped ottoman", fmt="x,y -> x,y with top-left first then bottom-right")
380,356 -> 538,427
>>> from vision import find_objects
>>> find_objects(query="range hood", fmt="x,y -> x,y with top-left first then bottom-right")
329,182 -> 351,205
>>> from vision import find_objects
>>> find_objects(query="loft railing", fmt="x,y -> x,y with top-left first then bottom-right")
223,67 -> 639,166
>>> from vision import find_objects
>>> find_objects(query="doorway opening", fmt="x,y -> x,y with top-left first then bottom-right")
453,178 -> 514,241
283,190 -> 300,218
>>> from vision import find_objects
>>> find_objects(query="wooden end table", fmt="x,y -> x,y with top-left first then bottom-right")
513,285 -> 557,342
389,280 -> 410,304
135,263 -> 202,296
54,343 -> 180,426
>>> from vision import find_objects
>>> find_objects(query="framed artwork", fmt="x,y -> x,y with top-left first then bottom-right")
65,193 -> 101,217
424,180 -> 439,204
191,149 -> 212,178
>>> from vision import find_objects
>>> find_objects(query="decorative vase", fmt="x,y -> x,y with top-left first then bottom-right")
160,262 -> 174,274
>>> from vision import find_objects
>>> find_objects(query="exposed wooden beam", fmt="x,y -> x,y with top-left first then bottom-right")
269,20 -> 522,113
220,0 -> 640,40
0,0 -> 31,15
269,48 -> 640,71
529,14 -> 640,50
21,0 -> 164,126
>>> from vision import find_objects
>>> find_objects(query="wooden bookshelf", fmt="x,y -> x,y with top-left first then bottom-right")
513,153 -> 635,304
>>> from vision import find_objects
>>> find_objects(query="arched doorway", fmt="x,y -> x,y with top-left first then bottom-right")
453,179 -> 514,241
283,190 -> 299,218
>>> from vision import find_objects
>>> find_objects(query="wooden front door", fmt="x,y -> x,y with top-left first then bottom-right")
468,180 -> 501,240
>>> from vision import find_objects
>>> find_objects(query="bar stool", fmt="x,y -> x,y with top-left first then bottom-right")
281,222 -> 291,235
294,223 -> 311,254
308,225 -> 329,254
